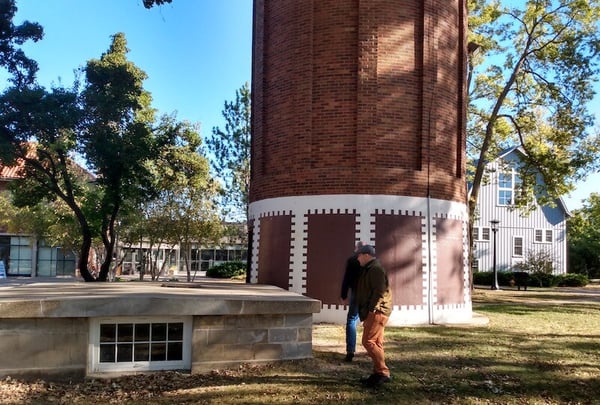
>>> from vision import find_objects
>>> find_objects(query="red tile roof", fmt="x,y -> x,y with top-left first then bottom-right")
0,144 -> 95,182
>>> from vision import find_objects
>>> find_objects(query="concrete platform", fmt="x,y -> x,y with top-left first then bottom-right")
0,278 -> 320,318
0,278 -> 321,381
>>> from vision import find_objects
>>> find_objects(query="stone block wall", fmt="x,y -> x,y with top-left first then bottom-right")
0,318 -> 88,381
191,313 -> 313,373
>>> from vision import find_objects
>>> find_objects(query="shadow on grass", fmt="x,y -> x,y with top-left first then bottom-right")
475,303 -> 599,316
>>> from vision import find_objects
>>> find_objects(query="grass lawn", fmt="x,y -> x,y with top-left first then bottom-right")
1,286 -> 598,404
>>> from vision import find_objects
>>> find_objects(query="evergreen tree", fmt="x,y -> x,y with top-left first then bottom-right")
206,83 -> 251,226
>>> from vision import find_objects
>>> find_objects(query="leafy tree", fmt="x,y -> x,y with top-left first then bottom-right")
206,82 -> 251,225
115,116 -> 222,282
0,0 -> 43,161
568,192 -> 600,278
0,84 -> 103,280
0,33 -> 176,281
467,0 -> 600,221
118,205 -> 177,281
0,189 -> 78,251
81,32 -> 168,281
0,0 -> 43,88
151,117 -> 223,282
142,0 -> 173,8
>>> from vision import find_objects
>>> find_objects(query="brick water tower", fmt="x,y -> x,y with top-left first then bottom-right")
249,0 -> 471,325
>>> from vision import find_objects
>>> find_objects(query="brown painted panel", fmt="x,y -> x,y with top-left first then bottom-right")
435,218 -> 465,304
306,213 -> 357,305
257,215 -> 292,290
375,214 -> 424,306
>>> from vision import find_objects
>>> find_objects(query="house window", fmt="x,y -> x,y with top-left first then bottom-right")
474,227 -> 490,241
497,170 -> 521,206
534,229 -> 553,243
90,317 -> 192,373
513,236 -> 524,257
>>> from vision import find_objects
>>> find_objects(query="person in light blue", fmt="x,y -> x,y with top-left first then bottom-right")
340,241 -> 363,362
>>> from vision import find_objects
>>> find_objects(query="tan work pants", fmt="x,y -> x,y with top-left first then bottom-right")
361,311 -> 390,377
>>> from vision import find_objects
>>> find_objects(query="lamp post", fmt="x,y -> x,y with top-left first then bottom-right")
490,219 -> 500,290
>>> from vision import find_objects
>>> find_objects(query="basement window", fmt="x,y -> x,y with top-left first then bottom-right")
89,317 -> 192,373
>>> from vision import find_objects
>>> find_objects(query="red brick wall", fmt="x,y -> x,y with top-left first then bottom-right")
251,0 -> 467,204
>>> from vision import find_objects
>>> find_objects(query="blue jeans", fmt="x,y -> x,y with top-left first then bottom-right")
346,292 -> 359,354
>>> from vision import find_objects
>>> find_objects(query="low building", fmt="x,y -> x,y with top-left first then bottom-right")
1,159 -> 246,279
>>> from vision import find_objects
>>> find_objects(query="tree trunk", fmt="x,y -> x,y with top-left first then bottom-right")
78,232 -> 95,282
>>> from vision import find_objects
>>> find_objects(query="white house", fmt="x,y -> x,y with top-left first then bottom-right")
471,147 -> 570,275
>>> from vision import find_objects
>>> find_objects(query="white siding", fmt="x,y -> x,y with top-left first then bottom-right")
472,150 -> 568,274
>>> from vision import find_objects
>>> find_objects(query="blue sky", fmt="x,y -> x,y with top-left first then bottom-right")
6,0 -> 598,210
11,0 -> 252,138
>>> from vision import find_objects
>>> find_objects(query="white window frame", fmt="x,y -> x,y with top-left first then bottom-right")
88,316 -> 192,374
534,228 -> 553,244
513,236 -> 524,257
497,170 -> 521,206
474,226 -> 491,242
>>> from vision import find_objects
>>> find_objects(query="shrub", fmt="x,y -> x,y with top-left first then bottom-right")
528,271 -> 559,287
473,271 -> 491,286
206,261 -> 247,279
473,271 -> 513,286
556,273 -> 589,287
511,249 -> 559,287
513,250 -> 554,275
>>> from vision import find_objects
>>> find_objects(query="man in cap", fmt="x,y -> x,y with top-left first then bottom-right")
355,244 -> 393,387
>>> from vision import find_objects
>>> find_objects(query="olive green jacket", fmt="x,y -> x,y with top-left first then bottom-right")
356,258 -> 393,321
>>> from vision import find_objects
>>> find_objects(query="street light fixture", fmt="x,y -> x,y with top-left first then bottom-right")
490,219 -> 500,290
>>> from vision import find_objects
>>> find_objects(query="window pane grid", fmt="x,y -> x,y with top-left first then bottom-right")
99,322 -> 184,364
534,229 -> 553,243
535,229 -> 543,242
513,236 -> 524,257
498,171 -> 516,206
481,228 -> 490,241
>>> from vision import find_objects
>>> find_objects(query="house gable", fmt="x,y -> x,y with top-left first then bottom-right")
472,148 -> 569,274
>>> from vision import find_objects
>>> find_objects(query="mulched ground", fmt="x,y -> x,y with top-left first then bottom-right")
0,368 -> 257,404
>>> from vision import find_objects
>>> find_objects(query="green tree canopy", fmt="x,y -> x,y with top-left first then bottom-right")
0,0 -> 43,87
0,32 -> 187,281
151,116 -> 223,281
80,32 -> 172,281
468,0 -> 600,218
0,83 -> 99,279
568,192 -> 600,277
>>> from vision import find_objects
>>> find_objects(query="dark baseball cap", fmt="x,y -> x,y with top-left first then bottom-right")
357,245 -> 375,256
